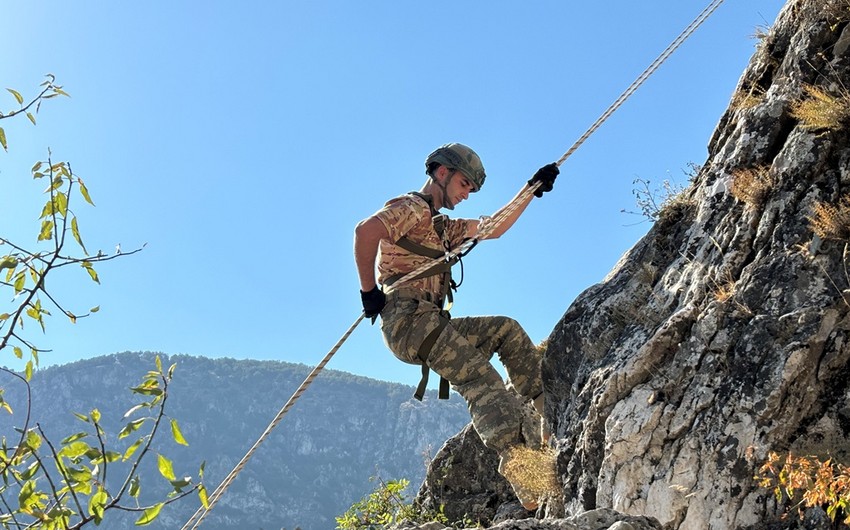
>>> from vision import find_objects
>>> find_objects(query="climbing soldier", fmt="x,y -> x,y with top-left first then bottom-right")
353,143 -> 558,510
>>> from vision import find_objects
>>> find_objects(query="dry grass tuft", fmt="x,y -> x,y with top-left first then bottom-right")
809,195 -> 850,241
731,85 -> 767,111
500,446 -> 559,501
791,84 -> 850,132
713,280 -> 736,303
731,166 -> 774,207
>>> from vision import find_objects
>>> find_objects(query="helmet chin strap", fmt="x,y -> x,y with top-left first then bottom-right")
435,171 -> 456,211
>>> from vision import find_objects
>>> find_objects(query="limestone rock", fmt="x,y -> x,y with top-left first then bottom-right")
546,0 -> 850,527
419,0 -> 850,528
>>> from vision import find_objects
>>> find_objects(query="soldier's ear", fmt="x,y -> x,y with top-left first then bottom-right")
435,165 -> 451,183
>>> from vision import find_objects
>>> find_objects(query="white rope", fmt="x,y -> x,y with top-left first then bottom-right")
180,315 -> 365,530
180,1 -> 727,526
556,0 -> 726,166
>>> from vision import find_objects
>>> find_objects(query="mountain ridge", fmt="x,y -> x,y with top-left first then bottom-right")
0,351 -> 471,529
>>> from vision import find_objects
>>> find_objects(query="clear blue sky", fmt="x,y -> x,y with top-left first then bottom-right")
2,1 -> 783,387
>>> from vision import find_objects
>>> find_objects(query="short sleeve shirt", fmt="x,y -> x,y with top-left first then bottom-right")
373,194 -> 475,298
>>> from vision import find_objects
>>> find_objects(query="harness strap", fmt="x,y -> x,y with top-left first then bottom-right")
384,237 -> 458,308
413,312 -> 451,401
390,192 -> 457,400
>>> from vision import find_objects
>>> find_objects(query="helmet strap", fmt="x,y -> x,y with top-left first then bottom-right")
435,169 -> 456,211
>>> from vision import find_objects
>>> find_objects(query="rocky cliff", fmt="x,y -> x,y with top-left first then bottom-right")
416,1 -> 850,529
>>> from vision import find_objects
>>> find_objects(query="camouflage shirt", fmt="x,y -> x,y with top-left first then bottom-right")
373,193 -> 475,299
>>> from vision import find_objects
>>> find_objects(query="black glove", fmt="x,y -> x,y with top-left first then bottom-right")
527,163 -> 559,198
360,286 -> 386,324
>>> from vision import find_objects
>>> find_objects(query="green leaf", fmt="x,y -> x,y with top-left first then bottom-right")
7,88 -> 23,105
157,454 -> 176,481
0,256 -> 17,270
19,460 -> 40,481
129,475 -> 141,498
66,466 -> 92,483
39,199 -> 54,219
123,404 -> 146,419
73,412 -> 90,423
118,418 -> 146,440
25,361 -> 33,382
199,460 -> 205,478
101,451 -> 121,463
198,484 -> 209,508
18,479 -> 35,509
130,385 -> 162,397
170,477 -> 191,491
79,178 -> 95,206
59,441 -> 92,459
0,127 -> 6,151
90,408 -> 101,424
26,112 -> 36,125
90,306 -> 100,313
53,192 -> 68,217
82,261 -> 100,284
88,488 -> 107,525
25,430 -> 41,451
13,272 -> 25,293
170,419 -> 188,446
38,220 -> 53,242
13,346 -> 22,359
134,503 -> 163,526
61,432 -> 88,445
71,217 -> 87,253
122,437 -> 144,461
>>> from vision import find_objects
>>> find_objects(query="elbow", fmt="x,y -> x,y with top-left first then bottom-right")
354,218 -> 371,240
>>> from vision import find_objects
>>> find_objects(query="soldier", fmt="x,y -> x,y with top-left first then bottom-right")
353,143 -> 558,510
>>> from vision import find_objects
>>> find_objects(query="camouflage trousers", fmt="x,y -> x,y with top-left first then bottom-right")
381,290 -> 543,455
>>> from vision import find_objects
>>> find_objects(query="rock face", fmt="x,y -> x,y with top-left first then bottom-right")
420,1 -> 850,528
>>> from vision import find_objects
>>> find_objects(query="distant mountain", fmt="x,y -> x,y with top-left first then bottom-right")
0,352 -> 470,530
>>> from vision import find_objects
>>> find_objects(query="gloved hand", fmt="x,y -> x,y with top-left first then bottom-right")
527,163 -> 559,198
360,286 -> 386,324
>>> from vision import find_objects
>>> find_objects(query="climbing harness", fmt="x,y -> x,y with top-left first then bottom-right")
382,192 -> 459,401
179,1 -> 727,527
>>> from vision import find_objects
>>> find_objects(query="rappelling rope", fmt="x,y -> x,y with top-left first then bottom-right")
180,1 -> 725,527
179,315 -> 365,530
556,0 -> 726,167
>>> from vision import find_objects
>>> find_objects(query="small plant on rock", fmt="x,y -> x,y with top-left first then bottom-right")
756,451 -> 850,524
808,195 -> 850,241
623,174 -> 695,224
791,84 -> 850,132
336,477 -> 447,530
731,166 -> 774,207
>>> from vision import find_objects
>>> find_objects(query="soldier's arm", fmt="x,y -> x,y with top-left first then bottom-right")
354,216 -> 390,291
466,184 -> 536,240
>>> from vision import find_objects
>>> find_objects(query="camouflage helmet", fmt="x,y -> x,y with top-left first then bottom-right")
425,143 -> 486,192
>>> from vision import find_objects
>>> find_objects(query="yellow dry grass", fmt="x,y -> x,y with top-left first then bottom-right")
731,85 -> 766,111
731,166 -> 774,207
499,446 -> 559,501
791,84 -> 850,131
809,195 -> 850,241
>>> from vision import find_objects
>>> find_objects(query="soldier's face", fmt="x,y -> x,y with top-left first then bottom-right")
444,171 -> 475,207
